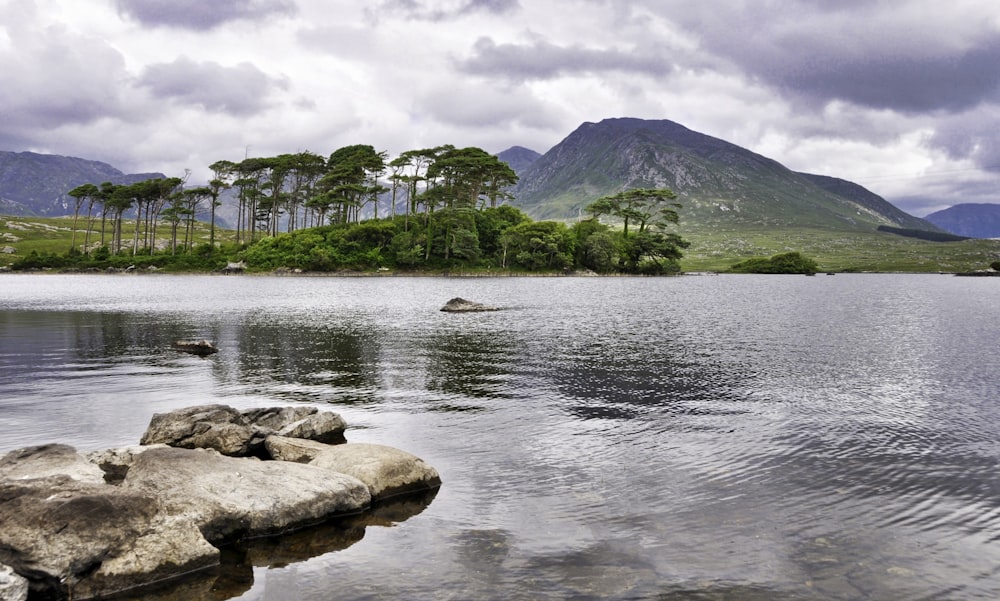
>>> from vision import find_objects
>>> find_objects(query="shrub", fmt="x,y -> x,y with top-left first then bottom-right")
730,251 -> 819,275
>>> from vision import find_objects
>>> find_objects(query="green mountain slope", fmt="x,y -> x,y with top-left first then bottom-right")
512,118 -> 937,233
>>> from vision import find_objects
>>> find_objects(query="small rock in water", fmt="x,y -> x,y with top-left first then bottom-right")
440,297 -> 500,312
173,339 -> 218,355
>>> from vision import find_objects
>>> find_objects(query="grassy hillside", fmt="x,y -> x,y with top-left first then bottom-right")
4,213 -> 1000,273
680,226 -> 1000,272
0,215 -> 236,269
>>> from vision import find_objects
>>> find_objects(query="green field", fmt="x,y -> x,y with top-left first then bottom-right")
0,215 -> 237,269
679,226 -> 1000,272
3,214 -> 999,273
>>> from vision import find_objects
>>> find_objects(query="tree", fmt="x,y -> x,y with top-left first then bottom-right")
207,160 -> 237,247
585,188 -> 688,273
585,188 -> 680,238
67,183 -> 99,253
730,252 -> 819,275
501,221 -> 574,271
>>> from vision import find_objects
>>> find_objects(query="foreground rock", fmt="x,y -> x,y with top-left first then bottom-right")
0,405 -> 439,600
440,297 -> 500,312
121,446 -> 371,542
266,436 -> 442,500
0,443 -> 104,484
139,404 -> 346,457
0,474 -> 217,600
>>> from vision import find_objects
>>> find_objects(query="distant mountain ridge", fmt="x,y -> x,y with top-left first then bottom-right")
0,151 -> 164,217
508,117 -> 937,232
496,146 -> 541,176
924,203 -> 1000,238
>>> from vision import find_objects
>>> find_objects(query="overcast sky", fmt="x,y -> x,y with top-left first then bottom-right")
4,0 -> 1000,216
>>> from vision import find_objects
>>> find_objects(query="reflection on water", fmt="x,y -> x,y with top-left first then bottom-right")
3,274 -> 1000,600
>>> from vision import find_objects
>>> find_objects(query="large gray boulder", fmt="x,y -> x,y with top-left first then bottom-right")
139,405 -> 348,457
0,443 -> 104,484
139,405 -> 255,456
0,564 -> 28,601
265,436 -> 442,501
0,475 -> 217,600
242,406 -> 347,444
121,446 -> 371,543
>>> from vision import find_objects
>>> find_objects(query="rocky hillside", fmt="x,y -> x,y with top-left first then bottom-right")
510,118 -> 937,232
924,203 -> 1000,238
0,151 -> 164,217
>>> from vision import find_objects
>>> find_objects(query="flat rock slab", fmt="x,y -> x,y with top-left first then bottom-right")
440,297 -> 500,312
0,443 -> 105,484
265,436 -> 442,501
122,446 -> 372,543
0,475 -> 217,601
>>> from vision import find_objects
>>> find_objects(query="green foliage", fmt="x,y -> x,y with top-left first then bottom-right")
730,251 -> 819,274
502,221 -> 575,271
991,261 -> 1000,271
578,188 -> 690,273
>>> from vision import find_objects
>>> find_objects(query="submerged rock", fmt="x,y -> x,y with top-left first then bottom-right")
440,297 -> 500,312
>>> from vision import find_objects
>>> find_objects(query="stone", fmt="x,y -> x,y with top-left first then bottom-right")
0,443 -> 105,484
265,436 -> 442,501
121,446 -> 371,543
440,297 -> 500,312
243,406 -> 347,444
222,260 -> 246,273
140,404 -> 255,456
0,475 -> 217,600
140,405 -> 350,458
172,340 -> 218,355
0,564 -> 28,601
86,444 -> 169,483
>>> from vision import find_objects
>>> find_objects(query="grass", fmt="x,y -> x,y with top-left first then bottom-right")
4,214 -> 1000,273
0,215 -> 239,268
679,226 -> 1000,273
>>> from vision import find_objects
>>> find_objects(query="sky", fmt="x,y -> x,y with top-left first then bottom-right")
3,0 -> 1000,216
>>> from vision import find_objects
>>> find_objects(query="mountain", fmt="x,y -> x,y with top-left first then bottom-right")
0,151 -> 165,217
923,203 -> 1000,238
497,146 -> 542,176
510,117 -> 937,232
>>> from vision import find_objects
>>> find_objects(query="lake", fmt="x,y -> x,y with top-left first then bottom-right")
1,273 -> 999,600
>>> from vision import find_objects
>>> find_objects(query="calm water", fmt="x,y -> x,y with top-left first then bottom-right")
1,273 -> 999,600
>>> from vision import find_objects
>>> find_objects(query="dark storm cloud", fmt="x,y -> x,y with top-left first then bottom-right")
116,0 -> 297,30
649,1 -> 1000,114
456,37 -> 672,81
137,57 -> 288,115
